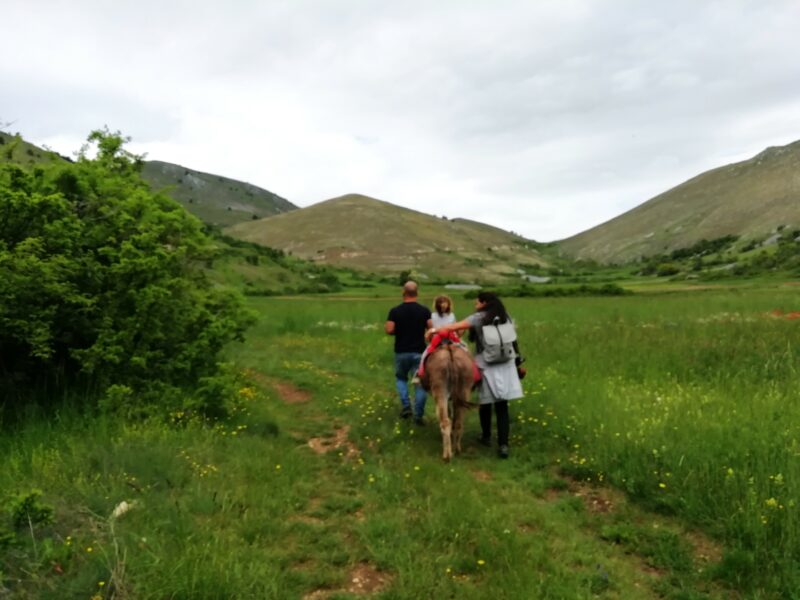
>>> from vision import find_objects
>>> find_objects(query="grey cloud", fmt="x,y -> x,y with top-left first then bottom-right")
3,0 -> 800,241
2,84 -> 179,147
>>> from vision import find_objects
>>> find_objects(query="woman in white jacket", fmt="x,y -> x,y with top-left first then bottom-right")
431,291 -> 523,459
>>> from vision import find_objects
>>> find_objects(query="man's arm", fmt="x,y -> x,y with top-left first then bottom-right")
385,320 -> 396,335
424,318 -> 435,341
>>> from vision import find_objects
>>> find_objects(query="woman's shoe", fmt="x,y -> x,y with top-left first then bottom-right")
498,445 -> 509,459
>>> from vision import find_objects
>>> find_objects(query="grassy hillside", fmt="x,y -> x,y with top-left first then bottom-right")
141,160 -> 297,227
0,131 -> 68,166
226,194 -> 547,283
559,140 -> 800,263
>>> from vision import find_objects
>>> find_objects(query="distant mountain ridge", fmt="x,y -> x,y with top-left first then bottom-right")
558,140 -> 800,263
141,161 -> 297,227
226,193 -> 547,283
12,128 -> 798,272
0,131 -> 297,227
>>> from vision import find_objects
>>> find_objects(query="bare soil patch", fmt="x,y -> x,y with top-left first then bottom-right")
543,488 -> 563,503
243,369 -> 312,404
471,469 -> 493,482
638,561 -> 666,578
291,559 -> 315,572
769,308 -> 800,320
308,425 -> 361,459
289,514 -> 324,525
270,379 -> 312,404
303,563 -> 393,599
566,479 -> 623,515
347,563 -> 394,595
561,476 -> 724,575
686,530 -> 724,565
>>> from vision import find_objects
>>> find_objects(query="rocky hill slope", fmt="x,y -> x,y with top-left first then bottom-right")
559,140 -> 800,263
226,194 -> 547,283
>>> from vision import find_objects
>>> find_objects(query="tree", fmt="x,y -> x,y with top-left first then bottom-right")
0,129 -> 253,407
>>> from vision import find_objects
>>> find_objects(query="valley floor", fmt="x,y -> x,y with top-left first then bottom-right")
6,287 -> 800,597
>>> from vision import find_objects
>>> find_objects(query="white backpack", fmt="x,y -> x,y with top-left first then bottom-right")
480,317 -> 517,364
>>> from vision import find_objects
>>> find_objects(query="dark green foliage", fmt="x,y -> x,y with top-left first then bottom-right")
712,549 -> 757,589
656,263 -> 681,277
0,129 -> 254,407
633,232 -> 800,279
668,235 -> 739,260
464,283 -> 631,299
214,232 -> 285,261
600,522 -> 693,573
702,231 -> 800,277
638,235 -> 739,275
0,528 -> 13,550
8,490 -> 53,529
397,269 -> 412,285
740,239 -> 759,252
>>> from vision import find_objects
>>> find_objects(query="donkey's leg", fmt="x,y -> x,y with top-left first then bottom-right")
451,403 -> 463,455
433,383 -> 452,462
451,383 -> 470,455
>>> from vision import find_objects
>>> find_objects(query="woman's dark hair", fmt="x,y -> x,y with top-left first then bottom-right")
476,291 -> 509,325
469,291 -> 509,344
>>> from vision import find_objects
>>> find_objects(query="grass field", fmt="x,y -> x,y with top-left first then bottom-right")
2,283 -> 799,598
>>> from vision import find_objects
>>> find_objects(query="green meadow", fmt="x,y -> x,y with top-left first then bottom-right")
2,284 -> 800,598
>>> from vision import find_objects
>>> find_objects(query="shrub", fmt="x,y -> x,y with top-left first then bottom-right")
0,129 -> 254,408
8,490 -> 53,529
656,263 -> 681,277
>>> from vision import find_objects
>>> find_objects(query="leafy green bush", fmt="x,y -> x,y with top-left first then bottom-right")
668,235 -> 739,260
8,490 -> 53,529
655,263 -> 681,277
0,129 -> 254,408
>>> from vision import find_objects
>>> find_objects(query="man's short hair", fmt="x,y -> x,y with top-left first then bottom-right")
402,281 -> 419,298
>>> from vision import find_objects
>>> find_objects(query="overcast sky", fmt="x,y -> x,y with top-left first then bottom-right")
3,1 -> 800,241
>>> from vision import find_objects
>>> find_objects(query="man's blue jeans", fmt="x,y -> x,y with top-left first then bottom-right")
394,352 -> 426,417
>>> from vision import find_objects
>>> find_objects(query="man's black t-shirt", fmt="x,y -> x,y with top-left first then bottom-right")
387,302 -> 431,353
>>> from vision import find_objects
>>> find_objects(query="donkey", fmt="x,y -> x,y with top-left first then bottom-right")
422,344 -> 476,462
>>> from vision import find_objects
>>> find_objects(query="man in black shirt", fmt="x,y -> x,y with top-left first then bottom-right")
385,281 -> 432,424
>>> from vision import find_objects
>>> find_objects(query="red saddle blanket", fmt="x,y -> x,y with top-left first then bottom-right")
418,332 -> 481,384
